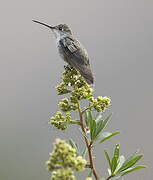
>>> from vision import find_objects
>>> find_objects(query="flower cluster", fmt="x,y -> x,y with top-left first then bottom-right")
47,139 -> 87,180
47,139 -> 87,171
85,178 -> 92,180
56,66 -> 88,95
56,82 -> 71,95
90,96 -> 111,112
58,98 -> 78,112
51,168 -> 76,180
62,66 -> 87,87
49,112 -> 71,130
70,84 -> 93,101
50,65 -> 111,130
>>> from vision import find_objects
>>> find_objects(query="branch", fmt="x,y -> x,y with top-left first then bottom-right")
69,120 -> 81,125
82,105 -> 92,114
105,175 -> 114,180
85,164 -> 92,168
77,102 -> 99,180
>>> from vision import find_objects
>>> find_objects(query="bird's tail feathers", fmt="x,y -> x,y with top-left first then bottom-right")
75,64 -> 94,85
80,68 -> 93,84
67,60 -> 94,85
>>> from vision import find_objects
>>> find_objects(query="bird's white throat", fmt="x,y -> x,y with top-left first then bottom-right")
52,29 -> 68,44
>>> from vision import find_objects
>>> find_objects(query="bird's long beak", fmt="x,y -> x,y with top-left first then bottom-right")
32,20 -> 54,29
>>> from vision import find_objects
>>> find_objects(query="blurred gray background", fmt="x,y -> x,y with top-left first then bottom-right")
0,0 -> 152,179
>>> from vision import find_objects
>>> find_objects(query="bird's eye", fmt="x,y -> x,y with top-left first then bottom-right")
59,27 -> 63,31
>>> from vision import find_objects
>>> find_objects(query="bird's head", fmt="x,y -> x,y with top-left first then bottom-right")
33,20 -> 72,39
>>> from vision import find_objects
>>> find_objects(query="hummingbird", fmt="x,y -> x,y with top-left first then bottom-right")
33,20 -> 94,84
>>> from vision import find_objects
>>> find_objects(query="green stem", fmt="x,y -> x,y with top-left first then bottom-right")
70,120 -> 81,125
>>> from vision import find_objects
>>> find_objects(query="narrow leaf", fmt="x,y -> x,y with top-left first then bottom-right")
95,112 -> 102,122
115,155 -> 125,174
100,113 -> 112,130
94,113 -> 112,140
95,119 -> 104,138
107,168 -> 111,176
84,110 -> 89,126
111,144 -> 120,174
99,131 -> 120,143
104,150 -> 111,169
81,146 -> 87,158
78,128 -> 89,139
69,138 -> 75,148
88,110 -> 93,123
91,120 -> 97,140
119,154 -> 143,172
121,165 -> 147,176
87,169 -> 93,177
69,139 -> 79,153
87,111 -> 97,140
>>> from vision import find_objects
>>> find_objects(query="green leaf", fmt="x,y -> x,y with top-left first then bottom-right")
86,111 -> 97,140
99,113 -> 112,131
104,150 -> 111,169
84,110 -> 89,126
94,113 -> 112,140
84,110 -> 94,126
81,146 -> 87,158
99,131 -> 120,143
94,120 -> 104,137
88,110 -> 93,123
91,121 -> 97,140
69,139 -> 79,154
114,155 -> 125,174
111,144 -> 120,174
87,169 -> 93,177
118,154 -> 143,172
87,111 -> 94,131
121,165 -> 147,176
107,168 -> 111,176
95,112 -> 102,122
78,128 -> 89,139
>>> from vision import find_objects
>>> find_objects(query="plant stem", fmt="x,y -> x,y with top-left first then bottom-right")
82,105 -> 92,114
70,120 -> 81,125
77,103 -> 99,180
85,164 -> 92,168
105,175 -> 113,180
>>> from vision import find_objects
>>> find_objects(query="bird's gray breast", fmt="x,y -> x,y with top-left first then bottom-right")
57,40 -> 68,62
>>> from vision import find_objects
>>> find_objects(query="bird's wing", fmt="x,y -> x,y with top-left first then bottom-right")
59,37 -> 94,84
59,37 -> 89,66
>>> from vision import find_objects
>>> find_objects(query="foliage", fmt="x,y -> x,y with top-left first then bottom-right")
104,145 -> 146,179
46,66 -> 146,180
